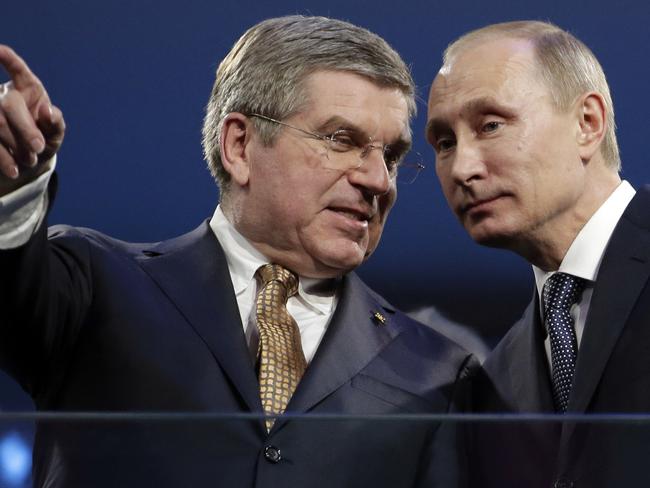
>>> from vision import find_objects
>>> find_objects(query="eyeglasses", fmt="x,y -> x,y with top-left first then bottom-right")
248,113 -> 424,184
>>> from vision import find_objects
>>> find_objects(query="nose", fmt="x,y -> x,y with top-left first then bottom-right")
346,147 -> 392,195
448,140 -> 487,186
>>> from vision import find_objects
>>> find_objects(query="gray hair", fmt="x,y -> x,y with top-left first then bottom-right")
443,21 -> 620,171
202,15 -> 416,192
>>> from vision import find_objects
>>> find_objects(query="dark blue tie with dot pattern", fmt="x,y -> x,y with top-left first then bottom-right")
542,272 -> 586,413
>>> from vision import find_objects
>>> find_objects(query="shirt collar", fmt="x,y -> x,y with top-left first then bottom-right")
534,180 -> 636,297
209,205 -> 337,315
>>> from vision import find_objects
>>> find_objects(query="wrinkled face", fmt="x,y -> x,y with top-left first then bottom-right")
242,70 -> 410,278
427,38 -> 586,252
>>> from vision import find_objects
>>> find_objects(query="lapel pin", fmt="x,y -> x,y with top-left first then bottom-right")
371,311 -> 387,325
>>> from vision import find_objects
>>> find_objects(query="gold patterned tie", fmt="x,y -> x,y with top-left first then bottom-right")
255,264 -> 306,431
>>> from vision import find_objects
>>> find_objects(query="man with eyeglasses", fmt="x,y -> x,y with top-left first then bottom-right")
0,15 -> 475,488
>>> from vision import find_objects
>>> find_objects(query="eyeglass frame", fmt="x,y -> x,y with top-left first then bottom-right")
247,113 -> 424,184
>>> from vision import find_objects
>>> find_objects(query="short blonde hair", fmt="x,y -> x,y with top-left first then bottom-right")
443,21 -> 620,171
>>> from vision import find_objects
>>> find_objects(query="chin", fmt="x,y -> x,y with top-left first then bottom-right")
467,223 -> 518,250
327,254 -> 365,273
318,244 -> 367,275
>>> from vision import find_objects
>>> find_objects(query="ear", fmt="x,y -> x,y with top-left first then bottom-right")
575,92 -> 607,162
220,112 -> 254,186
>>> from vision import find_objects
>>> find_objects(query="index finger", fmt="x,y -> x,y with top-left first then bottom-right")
0,45 -> 41,91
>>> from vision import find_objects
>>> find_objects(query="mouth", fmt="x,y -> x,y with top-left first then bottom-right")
327,206 -> 374,225
460,193 -> 507,215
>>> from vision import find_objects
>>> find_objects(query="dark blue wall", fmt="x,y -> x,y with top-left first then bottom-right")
3,0 -> 650,398
2,5 -> 649,483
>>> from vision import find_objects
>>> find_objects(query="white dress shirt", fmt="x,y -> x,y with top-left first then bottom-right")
533,180 -> 636,367
0,157 -> 56,249
210,206 -> 338,364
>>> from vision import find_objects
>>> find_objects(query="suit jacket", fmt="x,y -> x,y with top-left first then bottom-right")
471,185 -> 650,488
0,214 -> 476,488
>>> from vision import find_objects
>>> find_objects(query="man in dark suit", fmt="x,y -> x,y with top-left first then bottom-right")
426,20 -> 650,487
0,15 -> 476,488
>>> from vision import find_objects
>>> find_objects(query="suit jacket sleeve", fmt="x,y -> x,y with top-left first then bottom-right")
0,187 -> 93,402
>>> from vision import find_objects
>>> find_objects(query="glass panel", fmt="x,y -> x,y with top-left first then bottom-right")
0,413 -> 649,487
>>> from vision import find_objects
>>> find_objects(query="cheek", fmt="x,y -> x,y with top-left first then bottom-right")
281,177 -> 328,220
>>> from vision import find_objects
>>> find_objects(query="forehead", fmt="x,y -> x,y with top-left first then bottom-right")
428,38 -> 546,117
299,70 -> 411,139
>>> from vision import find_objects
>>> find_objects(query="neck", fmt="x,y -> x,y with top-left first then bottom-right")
515,169 -> 621,271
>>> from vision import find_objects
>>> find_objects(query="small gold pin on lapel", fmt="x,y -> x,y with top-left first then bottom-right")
372,311 -> 387,325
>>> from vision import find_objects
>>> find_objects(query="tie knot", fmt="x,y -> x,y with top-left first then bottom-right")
256,264 -> 299,299
543,272 -> 585,313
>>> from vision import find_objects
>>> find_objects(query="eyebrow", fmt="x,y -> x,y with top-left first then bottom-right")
314,115 -> 367,135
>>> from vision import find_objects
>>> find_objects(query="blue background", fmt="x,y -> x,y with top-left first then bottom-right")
2,0 -> 650,434
2,1 -> 650,484
3,0 -> 650,376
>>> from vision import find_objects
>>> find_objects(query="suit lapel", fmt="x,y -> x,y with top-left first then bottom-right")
137,221 -> 263,414
569,190 -> 650,414
281,273 -> 401,417
501,297 -> 555,412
